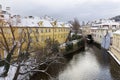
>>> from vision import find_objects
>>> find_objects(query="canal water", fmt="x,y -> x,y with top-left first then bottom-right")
30,45 -> 120,80
58,46 -> 120,80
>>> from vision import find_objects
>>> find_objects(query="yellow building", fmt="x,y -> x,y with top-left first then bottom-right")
82,24 -> 91,36
0,15 -> 70,59
109,30 -> 120,65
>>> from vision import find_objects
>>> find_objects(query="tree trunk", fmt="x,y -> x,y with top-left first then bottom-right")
13,65 -> 20,80
2,44 -> 16,76
2,52 -> 12,76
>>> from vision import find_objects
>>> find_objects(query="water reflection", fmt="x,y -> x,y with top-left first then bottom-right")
58,46 -> 120,80
101,48 -> 110,65
30,46 -> 120,80
110,57 -> 120,80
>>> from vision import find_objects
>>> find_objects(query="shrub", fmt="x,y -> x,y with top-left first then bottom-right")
65,42 -> 73,51
77,39 -> 85,47
45,38 -> 60,54
71,34 -> 82,40
0,60 -> 4,67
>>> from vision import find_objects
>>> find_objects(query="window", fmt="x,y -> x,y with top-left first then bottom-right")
41,36 -> 44,41
61,28 -> 63,32
47,36 -> 50,39
64,35 -> 66,38
36,28 -> 39,34
46,29 -> 48,32
60,28 -> 62,32
54,29 -> 56,32
0,15 -> 4,18
48,29 -> 51,32
36,37 -> 39,42
29,28 -> 32,33
112,25 -> 116,28
18,28 -> 22,33
41,29 -> 43,33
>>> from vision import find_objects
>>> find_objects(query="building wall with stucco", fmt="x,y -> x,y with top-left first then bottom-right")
110,30 -> 120,62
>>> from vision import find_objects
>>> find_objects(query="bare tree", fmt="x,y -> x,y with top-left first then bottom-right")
0,21 -> 64,80
69,18 -> 81,34
45,38 -> 59,55
0,22 -> 33,77
0,23 -> 17,76
66,18 -> 81,42
13,28 -> 32,80
12,30 -> 62,80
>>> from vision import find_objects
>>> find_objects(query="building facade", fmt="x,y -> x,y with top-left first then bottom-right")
90,19 -> 120,44
0,7 -> 70,59
82,24 -> 91,37
109,30 -> 120,65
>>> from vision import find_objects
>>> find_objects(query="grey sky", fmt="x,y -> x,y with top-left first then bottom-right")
1,0 -> 120,22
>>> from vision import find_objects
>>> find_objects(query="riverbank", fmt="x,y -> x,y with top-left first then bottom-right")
93,41 -> 120,66
29,45 -> 120,80
58,45 -> 120,80
108,51 -> 120,65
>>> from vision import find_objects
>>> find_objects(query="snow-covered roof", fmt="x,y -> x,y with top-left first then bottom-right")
113,30 -> 120,35
64,23 -> 70,28
92,24 -> 99,27
57,22 -> 64,27
92,19 -> 120,27
0,9 -> 70,28
100,27 -> 109,29
4,14 -> 10,20
40,19 -> 52,27
0,11 -> 9,22
3,16 -> 70,28
100,21 -> 119,26
91,27 -> 98,29
10,16 -> 51,27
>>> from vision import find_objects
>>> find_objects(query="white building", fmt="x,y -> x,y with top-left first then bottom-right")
91,19 -> 120,44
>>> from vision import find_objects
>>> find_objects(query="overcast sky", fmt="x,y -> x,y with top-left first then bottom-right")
1,0 -> 120,22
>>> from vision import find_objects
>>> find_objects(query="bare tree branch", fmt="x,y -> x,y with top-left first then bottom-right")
26,28 -> 31,53
9,24 -> 15,41
69,18 -> 81,34
0,26 -> 9,52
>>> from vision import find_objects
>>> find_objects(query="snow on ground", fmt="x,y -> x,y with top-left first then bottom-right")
0,65 -> 17,80
0,67 -> 4,75
0,58 -> 37,80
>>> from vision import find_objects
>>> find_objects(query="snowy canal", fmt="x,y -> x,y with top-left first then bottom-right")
58,46 -> 120,80
30,45 -> 120,80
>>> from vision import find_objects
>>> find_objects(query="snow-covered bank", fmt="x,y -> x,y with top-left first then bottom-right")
0,65 -> 17,80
